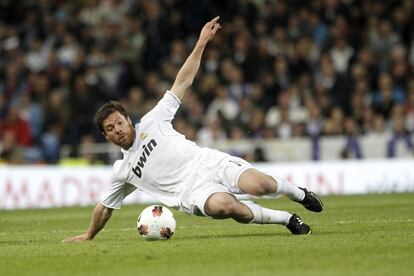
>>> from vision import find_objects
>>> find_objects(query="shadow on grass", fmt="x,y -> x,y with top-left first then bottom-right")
173,232 -> 294,241
171,228 -> 351,240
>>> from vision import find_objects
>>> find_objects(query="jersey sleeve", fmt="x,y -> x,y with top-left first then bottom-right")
101,182 -> 137,209
100,160 -> 137,209
140,90 -> 181,123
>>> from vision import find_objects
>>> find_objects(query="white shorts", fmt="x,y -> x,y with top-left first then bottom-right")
179,149 -> 253,217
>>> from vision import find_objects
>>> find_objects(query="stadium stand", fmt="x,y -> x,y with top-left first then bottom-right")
0,0 -> 413,164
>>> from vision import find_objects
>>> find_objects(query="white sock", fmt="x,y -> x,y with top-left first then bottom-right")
242,201 -> 292,225
272,176 -> 305,201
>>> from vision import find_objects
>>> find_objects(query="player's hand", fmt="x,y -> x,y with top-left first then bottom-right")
198,16 -> 221,44
62,233 -> 91,243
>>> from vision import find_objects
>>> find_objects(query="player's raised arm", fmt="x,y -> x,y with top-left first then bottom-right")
62,203 -> 113,242
170,16 -> 221,100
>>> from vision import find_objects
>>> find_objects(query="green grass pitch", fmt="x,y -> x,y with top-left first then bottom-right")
1,193 -> 413,276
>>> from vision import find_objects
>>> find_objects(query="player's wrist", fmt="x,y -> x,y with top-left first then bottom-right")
196,38 -> 208,48
84,232 -> 95,240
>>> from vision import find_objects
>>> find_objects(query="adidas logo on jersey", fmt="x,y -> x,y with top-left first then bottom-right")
132,139 -> 158,178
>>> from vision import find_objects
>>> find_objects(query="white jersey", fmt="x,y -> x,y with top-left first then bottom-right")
101,91 -> 207,209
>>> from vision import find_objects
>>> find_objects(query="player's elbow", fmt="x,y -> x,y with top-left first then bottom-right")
172,79 -> 192,95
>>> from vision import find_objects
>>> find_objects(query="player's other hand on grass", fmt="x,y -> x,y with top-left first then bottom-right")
198,16 -> 221,45
62,233 -> 91,243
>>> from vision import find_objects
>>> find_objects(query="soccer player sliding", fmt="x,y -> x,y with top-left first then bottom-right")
63,16 -> 323,243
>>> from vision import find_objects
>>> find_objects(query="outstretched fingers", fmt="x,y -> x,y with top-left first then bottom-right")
211,21 -> 221,34
210,16 -> 220,25
199,16 -> 221,43
207,16 -> 221,36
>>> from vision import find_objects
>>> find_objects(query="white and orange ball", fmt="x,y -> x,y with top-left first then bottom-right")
137,205 -> 176,240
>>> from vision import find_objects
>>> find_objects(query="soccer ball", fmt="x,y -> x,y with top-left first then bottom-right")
137,205 -> 176,240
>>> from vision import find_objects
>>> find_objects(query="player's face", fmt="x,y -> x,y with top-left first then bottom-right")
102,111 -> 135,149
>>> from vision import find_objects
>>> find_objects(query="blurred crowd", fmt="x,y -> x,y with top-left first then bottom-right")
1,0 -> 414,164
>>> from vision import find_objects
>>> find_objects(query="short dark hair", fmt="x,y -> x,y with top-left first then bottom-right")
94,101 -> 129,134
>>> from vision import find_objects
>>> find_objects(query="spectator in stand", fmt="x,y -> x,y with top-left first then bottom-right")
276,108 -> 293,139
69,75 -> 99,145
265,91 -> 291,132
248,107 -> 266,138
197,118 -> 227,146
330,37 -> 354,74
368,18 -> 401,66
0,130 -> 24,164
323,106 -> 345,136
0,94 -> 6,120
305,100 -> 323,138
122,86 -> 146,124
371,114 -> 388,137
17,93 -> 43,142
387,116 -> 413,158
341,117 -> 363,159
1,106 -> 32,147
206,85 -> 239,123
405,81 -> 414,132
373,72 -> 405,119
78,134 -> 103,165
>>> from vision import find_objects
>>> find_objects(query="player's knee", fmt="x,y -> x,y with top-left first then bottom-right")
239,170 -> 276,196
103,206 -> 113,221
206,194 -> 240,217
254,175 -> 276,196
217,201 -> 239,217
